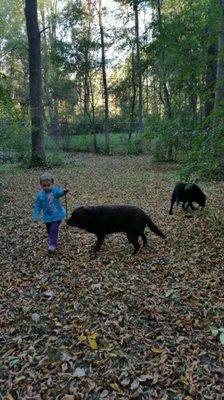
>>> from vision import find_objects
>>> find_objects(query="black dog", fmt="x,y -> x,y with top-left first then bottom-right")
67,205 -> 165,254
169,182 -> 206,215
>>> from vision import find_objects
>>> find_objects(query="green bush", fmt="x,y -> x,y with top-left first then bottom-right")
59,132 -> 142,155
45,136 -> 64,166
46,151 -> 64,167
179,126 -> 224,180
0,120 -> 30,164
143,115 -> 188,162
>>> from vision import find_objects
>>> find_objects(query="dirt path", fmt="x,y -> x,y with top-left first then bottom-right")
1,154 -> 224,399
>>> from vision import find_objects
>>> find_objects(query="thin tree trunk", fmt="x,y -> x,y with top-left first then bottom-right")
146,70 -> 149,113
214,0 -> 224,119
205,41 -> 218,119
157,0 -> 172,119
50,5 -> 60,138
133,0 -> 143,131
83,0 -> 92,125
99,0 -> 109,153
188,75 -> 197,126
84,70 -> 90,123
25,0 -> 46,166
129,50 -> 136,141
89,72 -> 98,152
214,0 -> 224,169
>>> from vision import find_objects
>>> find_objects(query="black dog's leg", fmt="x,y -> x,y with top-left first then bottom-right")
94,235 -> 105,253
169,200 -> 175,215
189,202 -> 195,210
140,232 -> 147,247
127,233 -> 140,255
185,203 -> 193,211
169,193 -> 176,215
182,202 -> 187,211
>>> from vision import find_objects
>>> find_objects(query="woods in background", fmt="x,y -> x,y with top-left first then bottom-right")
0,0 -> 223,178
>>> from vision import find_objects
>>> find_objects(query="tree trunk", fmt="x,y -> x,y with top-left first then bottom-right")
157,0 -> 172,119
133,0 -> 143,131
83,0 -> 92,125
99,0 -> 109,153
129,49 -> 136,141
214,0 -> 224,120
84,70 -> 90,123
205,41 -> 218,119
49,5 -> 60,139
25,0 -> 46,166
89,72 -> 98,153
188,75 -> 197,126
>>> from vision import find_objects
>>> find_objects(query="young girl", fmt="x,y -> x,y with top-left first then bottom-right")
33,171 -> 68,253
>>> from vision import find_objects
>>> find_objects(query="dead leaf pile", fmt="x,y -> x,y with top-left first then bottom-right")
0,154 -> 224,399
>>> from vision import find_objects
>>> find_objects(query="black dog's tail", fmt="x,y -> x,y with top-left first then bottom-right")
146,215 -> 166,239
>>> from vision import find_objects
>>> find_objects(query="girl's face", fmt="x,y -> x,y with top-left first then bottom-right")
41,180 -> 53,192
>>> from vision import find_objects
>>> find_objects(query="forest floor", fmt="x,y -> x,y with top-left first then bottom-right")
1,154 -> 224,400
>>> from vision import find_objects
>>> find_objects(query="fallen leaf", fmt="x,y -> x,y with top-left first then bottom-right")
78,334 -> 87,343
130,378 -> 139,391
31,312 -> 40,322
120,377 -> 130,387
100,390 -> 109,398
109,383 -> 123,393
43,290 -> 54,299
88,333 -> 98,350
151,347 -> 164,353
220,332 -> 224,345
73,367 -> 86,377
6,395 -> 14,400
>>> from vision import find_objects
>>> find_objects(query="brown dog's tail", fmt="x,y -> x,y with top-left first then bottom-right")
146,216 -> 166,239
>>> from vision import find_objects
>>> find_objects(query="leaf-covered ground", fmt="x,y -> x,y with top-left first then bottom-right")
1,154 -> 224,400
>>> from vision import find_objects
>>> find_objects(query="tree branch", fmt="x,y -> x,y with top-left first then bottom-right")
39,26 -> 50,35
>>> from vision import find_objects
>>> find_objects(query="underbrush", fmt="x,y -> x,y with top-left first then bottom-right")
59,132 -> 142,155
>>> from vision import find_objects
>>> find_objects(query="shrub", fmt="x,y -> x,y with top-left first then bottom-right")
45,136 -> 64,166
179,126 -> 224,180
143,115 -> 188,162
0,120 -> 30,164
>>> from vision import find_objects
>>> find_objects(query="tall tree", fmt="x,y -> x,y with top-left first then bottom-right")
25,0 -> 45,166
133,0 -> 143,130
214,0 -> 224,119
204,0 -> 218,119
155,0 -> 171,119
98,0 -> 109,152
117,0 -> 144,129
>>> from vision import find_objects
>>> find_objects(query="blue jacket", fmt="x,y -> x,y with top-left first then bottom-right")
33,187 -> 66,223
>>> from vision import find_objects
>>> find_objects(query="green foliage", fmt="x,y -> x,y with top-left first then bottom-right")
60,132 -> 142,155
0,71 -> 30,164
179,126 -> 224,180
45,137 -> 64,167
0,0 -> 223,179
143,115 -> 190,162
0,119 -> 30,164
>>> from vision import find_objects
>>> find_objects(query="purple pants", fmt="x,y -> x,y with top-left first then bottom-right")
45,220 -> 61,248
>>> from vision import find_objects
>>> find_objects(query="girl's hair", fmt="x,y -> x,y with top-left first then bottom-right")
40,171 -> 54,184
